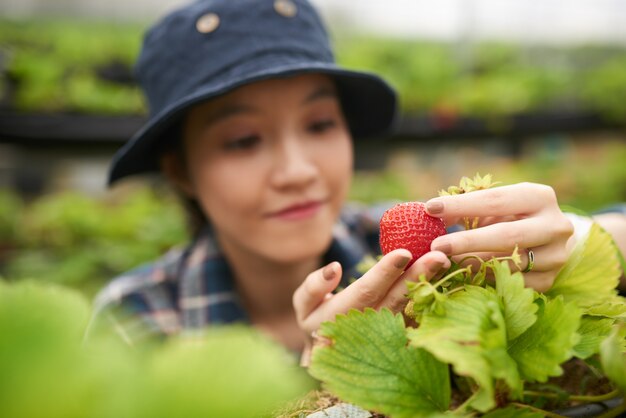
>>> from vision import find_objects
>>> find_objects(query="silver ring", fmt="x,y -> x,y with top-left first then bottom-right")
522,249 -> 535,273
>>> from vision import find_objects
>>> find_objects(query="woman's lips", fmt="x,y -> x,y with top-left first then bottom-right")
267,201 -> 324,221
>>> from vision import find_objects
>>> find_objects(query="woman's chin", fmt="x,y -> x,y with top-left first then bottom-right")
262,233 -> 333,265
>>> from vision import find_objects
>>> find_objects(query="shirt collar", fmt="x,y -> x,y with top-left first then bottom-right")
177,219 -> 372,326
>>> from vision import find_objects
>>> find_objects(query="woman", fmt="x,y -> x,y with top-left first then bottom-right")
92,0 -> 626,353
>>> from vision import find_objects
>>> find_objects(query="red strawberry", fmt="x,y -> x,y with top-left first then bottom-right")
379,202 -> 447,268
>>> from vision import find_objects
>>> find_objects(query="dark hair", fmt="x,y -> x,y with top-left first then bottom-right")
157,121 -> 210,238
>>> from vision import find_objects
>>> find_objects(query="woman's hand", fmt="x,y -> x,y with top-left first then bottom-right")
425,182 -> 574,292
293,248 -> 450,357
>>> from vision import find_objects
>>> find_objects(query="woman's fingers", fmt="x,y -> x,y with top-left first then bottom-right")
293,261 -> 342,325
329,249 -> 412,309
426,183 -> 558,221
298,249 -> 411,331
524,271 -> 558,293
423,181 -> 575,294
431,215 -> 573,257
377,251 -> 450,312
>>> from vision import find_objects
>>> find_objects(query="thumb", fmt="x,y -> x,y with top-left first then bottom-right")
293,261 -> 342,324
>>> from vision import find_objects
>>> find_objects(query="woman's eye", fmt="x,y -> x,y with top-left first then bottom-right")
308,119 -> 336,133
224,135 -> 260,151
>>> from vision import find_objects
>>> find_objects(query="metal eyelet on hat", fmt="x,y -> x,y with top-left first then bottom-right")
274,0 -> 297,18
196,12 -> 220,33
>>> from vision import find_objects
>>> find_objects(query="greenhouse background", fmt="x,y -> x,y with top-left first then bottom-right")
0,0 -> 625,297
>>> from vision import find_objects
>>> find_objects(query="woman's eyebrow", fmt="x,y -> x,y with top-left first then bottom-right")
303,85 -> 337,104
205,103 -> 256,126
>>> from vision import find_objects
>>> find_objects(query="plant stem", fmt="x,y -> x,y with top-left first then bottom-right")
458,254 -> 486,266
433,267 -> 470,289
444,287 -> 466,297
595,401 -> 626,418
510,402 -> 568,418
452,391 -> 480,415
523,388 -> 621,403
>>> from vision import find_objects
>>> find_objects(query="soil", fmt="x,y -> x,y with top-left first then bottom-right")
524,358 -> 614,411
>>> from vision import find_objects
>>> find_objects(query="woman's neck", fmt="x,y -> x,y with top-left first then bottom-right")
217,234 -> 322,350
233,254 -> 320,319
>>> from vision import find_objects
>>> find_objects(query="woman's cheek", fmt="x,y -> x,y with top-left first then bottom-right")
325,137 -> 353,209
191,161 -> 246,217
334,135 -> 354,179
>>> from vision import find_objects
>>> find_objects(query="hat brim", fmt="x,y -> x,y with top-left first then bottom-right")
108,62 -> 397,185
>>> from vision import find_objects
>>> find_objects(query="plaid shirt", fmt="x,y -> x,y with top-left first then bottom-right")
87,203 -> 390,345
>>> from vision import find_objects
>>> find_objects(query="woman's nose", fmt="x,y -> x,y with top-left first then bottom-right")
270,138 -> 318,190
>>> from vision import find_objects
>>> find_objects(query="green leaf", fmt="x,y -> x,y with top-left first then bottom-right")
309,308 -> 450,418
508,296 -> 581,382
142,327 -> 312,418
407,286 -> 521,412
572,316 -> 615,359
0,281 -> 311,418
0,280 -> 136,418
546,223 -> 620,307
583,297 -> 626,319
493,260 -> 538,341
0,280 -> 91,346
600,324 -> 626,391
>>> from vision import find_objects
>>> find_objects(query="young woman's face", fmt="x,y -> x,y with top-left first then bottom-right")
181,74 -> 353,263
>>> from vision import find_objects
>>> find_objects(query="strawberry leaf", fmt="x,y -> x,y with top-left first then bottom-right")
309,308 -> 450,418
440,173 -> 500,196
583,297 -> 626,319
508,296 -> 581,382
493,261 -> 538,341
407,286 -> 521,412
600,324 -> 626,391
546,223 -> 621,307
572,316 -> 615,359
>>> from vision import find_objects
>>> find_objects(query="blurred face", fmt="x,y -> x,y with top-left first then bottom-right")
180,74 -> 353,263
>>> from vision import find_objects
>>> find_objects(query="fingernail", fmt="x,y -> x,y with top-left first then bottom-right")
322,263 -> 337,281
426,199 -> 444,214
432,241 -> 452,255
394,254 -> 412,270
428,260 -> 444,274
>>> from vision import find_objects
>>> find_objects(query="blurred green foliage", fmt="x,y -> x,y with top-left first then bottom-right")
336,38 -> 570,116
0,19 -> 145,114
348,140 -> 626,213
349,171 -> 411,204
503,141 -> 626,212
0,188 -> 188,296
336,37 -> 626,120
1,19 -> 626,120
581,56 -> 626,122
0,190 -> 22,242
0,280 -> 311,418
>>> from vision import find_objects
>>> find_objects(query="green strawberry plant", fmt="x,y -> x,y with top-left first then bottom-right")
0,280 -> 311,418
309,175 -> 626,417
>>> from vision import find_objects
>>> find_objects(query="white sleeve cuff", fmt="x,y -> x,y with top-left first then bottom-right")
563,212 -> 594,243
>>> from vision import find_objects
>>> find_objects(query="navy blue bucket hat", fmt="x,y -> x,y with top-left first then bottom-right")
108,0 -> 398,185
